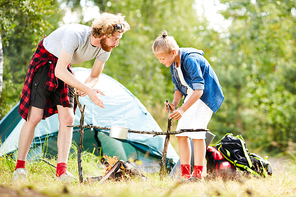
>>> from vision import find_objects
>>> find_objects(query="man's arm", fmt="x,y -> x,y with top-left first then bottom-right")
55,49 -> 105,108
76,59 -> 105,96
85,59 -> 105,87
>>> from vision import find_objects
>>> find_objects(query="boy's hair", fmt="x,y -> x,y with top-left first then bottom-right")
152,30 -> 179,54
92,12 -> 130,38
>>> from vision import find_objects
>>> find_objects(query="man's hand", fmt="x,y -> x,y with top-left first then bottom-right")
75,89 -> 87,97
87,88 -> 105,108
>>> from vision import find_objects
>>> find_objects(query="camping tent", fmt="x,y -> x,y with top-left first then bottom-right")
0,67 -> 179,172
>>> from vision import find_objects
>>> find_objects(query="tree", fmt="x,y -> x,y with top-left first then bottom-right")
0,0 -> 61,118
62,0 -> 218,108
0,34 -> 2,98
214,0 -> 296,153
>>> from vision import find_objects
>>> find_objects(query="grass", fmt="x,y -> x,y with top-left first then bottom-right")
1,151 -> 296,197
1,103 -> 295,196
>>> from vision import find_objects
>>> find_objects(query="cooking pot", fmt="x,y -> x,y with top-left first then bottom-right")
109,125 -> 129,140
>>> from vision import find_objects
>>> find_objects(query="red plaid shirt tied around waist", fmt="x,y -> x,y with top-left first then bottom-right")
19,38 -> 75,120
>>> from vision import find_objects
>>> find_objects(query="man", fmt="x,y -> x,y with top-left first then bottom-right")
13,12 -> 130,182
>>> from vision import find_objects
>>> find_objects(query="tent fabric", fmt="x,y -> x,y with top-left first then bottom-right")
0,67 -> 179,169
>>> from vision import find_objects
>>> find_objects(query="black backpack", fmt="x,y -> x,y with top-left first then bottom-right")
214,133 -> 272,177
206,146 -> 237,179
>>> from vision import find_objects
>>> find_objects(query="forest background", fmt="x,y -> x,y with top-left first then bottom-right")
0,0 -> 296,158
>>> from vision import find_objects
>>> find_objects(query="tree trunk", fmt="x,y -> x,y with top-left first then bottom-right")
0,33 -> 3,98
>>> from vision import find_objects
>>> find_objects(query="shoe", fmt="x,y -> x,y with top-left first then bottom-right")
54,171 -> 76,183
188,176 -> 204,182
12,168 -> 27,182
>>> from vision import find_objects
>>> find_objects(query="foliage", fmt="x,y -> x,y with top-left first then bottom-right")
0,0 -> 296,157
0,0 -> 57,46
62,0 -> 217,109
0,0 -> 62,117
211,0 -> 296,153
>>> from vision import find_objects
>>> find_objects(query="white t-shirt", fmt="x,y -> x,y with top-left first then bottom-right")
174,60 -> 212,138
175,62 -> 194,97
43,24 -> 110,64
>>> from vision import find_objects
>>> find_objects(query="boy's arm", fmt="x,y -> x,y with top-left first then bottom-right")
170,89 -> 203,120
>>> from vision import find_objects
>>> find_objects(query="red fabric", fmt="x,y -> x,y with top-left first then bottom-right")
219,161 -> 232,169
181,164 -> 191,179
192,165 -> 203,180
56,163 -> 67,177
19,38 -> 76,120
15,160 -> 26,170
208,146 -> 224,160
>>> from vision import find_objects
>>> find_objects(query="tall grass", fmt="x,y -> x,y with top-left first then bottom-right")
1,149 -> 296,197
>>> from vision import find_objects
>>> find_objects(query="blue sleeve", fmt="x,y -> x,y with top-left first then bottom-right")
183,56 -> 204,90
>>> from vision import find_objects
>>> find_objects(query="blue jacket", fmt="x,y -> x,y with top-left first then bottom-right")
170,48 -> 224,113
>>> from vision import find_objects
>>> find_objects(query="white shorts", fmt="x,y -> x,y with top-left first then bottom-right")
175,99 -> 213,139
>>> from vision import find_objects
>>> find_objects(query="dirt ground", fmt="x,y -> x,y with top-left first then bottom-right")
0,185 -> 52,197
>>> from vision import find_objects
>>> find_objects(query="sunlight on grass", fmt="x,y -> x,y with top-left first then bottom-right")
1,149 -> 296,197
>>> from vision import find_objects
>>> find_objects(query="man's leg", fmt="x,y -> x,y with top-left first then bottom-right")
177,136 -> 191,179
17,106 -> 44,161
56,105 -> 75,177
13,106 -> 44,181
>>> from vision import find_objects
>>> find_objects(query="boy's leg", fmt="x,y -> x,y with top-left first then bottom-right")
192,139 -> 206,180
177,136 -> 191,179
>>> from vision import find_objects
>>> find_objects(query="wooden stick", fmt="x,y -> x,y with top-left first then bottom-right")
160,118 -> 171,180
75,93 -> 85,184
39,158 -> 57,168
69,124 -> 208,136
160,101 -> 172,181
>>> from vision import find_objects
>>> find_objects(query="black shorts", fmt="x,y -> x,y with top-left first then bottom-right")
30,62 -> 74,109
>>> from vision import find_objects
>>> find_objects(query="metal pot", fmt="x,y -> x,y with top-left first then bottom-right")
109,125 -> 129,140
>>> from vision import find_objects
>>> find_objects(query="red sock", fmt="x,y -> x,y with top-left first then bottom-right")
192,165 -> 203,179
181,164 -> 191,179
15,160 -> 26,170
56,163 -> 67,177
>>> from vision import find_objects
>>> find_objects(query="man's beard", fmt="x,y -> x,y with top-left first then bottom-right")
100,38 -> 114,52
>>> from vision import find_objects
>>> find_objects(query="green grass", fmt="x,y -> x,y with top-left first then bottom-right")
1,151 -> 296,197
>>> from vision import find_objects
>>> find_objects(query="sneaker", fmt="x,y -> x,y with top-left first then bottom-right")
12,168 -> 27,182
54,171 -> 76,183
188,176 -> 204,182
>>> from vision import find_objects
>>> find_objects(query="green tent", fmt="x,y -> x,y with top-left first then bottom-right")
0,67 -> 179,172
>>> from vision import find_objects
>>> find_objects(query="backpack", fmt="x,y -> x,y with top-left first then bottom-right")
214,133 -> 272,177
206,146 -> 237,179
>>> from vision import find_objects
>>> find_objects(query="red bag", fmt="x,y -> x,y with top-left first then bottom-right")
206,146 -> 236,179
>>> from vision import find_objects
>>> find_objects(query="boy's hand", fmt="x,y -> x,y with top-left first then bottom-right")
164,102 -> 175,113
169,108 -> 184,120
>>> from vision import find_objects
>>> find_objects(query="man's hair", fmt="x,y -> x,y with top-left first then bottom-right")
92,12 -> 130,38
152,30 -> 179,54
